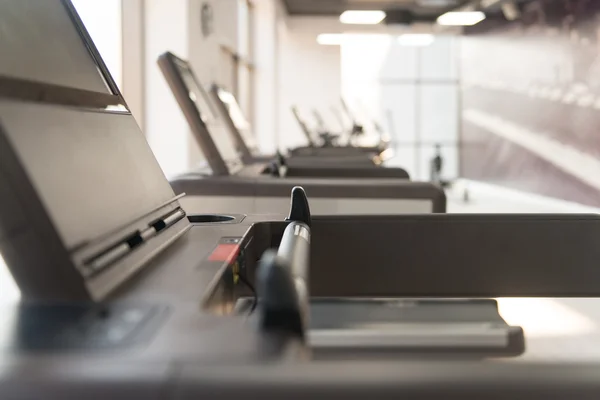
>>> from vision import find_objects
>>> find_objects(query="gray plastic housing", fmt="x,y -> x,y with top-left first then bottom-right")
0,0 -> 190,301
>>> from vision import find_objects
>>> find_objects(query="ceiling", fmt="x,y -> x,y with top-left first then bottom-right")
282,0 -> 471,20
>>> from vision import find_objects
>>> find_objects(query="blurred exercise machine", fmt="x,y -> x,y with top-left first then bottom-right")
290,105 -> 389,164
157,52 -> 443,215
209,82 -> 404,176
160,52 -> 394,170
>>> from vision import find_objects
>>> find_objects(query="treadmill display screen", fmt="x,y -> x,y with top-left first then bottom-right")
0,0 -> 113,95
216,88 -> 259,151
172,58 -> 218,124
170,58 -> 242,169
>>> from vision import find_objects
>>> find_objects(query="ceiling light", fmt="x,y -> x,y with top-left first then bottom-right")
437,11 -> 486,26
317,34 -> 345,46
340,10 -> 386,25
398,33 -> 435,46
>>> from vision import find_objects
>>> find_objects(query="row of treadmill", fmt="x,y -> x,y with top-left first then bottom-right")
1,1 -> 600,398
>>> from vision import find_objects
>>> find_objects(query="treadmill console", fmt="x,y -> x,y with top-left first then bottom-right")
158,52 -> 245,176
0,0 -> 189,301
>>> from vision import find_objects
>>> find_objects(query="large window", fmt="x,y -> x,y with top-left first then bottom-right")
342,34 -> 460,181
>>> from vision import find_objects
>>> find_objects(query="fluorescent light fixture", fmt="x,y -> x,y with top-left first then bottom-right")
317,33 -> 345,46
437,11 -> 486,26
340,10 -> 386,25
398,33 -> 435,46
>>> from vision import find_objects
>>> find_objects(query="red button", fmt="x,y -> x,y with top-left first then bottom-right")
208,244 -> 240,264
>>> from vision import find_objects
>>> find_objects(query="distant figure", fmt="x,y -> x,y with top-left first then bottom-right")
430,144 -> 444,185
463,186 -> 471,203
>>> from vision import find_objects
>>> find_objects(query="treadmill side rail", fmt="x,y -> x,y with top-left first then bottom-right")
311,214 -> 600,297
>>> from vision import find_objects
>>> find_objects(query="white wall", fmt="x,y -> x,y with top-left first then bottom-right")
276,16 -> 342,151
134,0 -> 243,176
188,0 -> 238,88
252,0 -> 280,154
186,0 -> 242,168
341,34 -> 393,141
143,0 -> 190,179
250,6 -> 347,153
263,11 -> 442,154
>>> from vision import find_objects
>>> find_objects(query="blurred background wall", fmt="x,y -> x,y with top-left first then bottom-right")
73,0 -> 600,206
460,0 -> 600,207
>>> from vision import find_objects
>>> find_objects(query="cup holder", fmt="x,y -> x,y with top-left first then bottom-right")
188,214 -> 236,224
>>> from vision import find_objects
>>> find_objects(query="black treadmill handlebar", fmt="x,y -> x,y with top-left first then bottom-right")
278,221 -> 310,306
256,222 -> 311,345
257,187 -> 312,351
286,187 -> 311,228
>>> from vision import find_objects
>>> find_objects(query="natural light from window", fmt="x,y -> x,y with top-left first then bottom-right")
0,253 -> 20,303
71,0 -> 122,88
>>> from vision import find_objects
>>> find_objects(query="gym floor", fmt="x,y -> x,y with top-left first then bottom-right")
447,179 -> 600,214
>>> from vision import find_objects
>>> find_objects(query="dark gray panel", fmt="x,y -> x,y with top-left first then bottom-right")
0,0 -> 110,93
0,118 -> 86,300
288,146 -> 378,158
0,168 -> 26,242
0,101 -> 175,250
170,176 -> 445,211
286,156 -> 376,167
285,166 -> 410,179
1,229 -> 87,300
255,179 -> 443,207
310,214 -> 600,297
